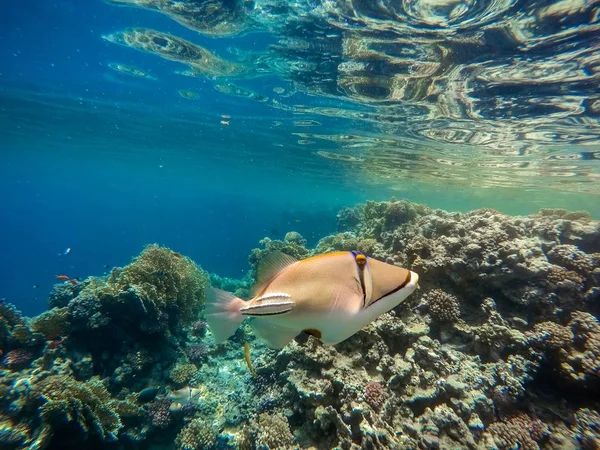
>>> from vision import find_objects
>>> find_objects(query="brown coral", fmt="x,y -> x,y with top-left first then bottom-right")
364,381 -> 386,410
29,307 -> 70,340
532,321 -> 574,350
113,244 -> 207,325
423,289 -> 461,323
175,418 -> 217,450
488,413 -> 549,450
255,412 -> 295,450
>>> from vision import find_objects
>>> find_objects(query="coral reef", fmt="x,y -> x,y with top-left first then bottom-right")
232,199 -> 600,449
29,307 -> 70,340
175,418 -> 217,450
1,200 -> 599,450
170,363 -> 198,385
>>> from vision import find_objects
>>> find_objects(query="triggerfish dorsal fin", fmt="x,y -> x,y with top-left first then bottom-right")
251,251 -> 298,296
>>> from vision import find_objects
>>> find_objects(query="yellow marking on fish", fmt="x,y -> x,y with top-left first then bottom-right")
244,342 -> 257,377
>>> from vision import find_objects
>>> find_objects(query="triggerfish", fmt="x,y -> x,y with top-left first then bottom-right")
168,386 -> 202,405
206,251 -> 419,349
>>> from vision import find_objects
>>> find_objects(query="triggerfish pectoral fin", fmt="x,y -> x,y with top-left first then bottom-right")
250,319 -> 300,349
205,287 -> 247,344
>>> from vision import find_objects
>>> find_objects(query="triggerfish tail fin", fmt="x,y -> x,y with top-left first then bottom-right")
205,287 -> 246,344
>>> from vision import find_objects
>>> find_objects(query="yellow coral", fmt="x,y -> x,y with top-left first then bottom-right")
11,324 -> 34,346
30,307 -> 70,340
117,245 -> 207,318
256,413 -> 295,450
34,375 -> 144,442
175,418 -> 217,450
84,245 -> 208,326
169,363 -> 198,384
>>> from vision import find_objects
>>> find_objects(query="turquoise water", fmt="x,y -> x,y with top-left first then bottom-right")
2,0 -> 599,315
1,1 -> 600,449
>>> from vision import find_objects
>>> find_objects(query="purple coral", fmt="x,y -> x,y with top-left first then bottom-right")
190,320 -> 207,337
184,343 -> 209,364
147,397 -> 172,428
3,348 -> 35,370
364,381 -> 386,410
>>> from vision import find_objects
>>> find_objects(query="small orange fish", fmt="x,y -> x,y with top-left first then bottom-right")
220,120 -> 229,126
68,279 -> 78,285
56,275 -> 69,280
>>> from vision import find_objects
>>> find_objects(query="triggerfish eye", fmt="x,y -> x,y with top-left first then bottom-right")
355,254 -> 367,265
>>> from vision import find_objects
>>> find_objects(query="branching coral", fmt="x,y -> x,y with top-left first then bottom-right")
107,244 -> 207,325
0,303 -> 31,349
422,289 -> 461,323
364,381 -> 386,410
29,307 -> 70,340
169,363 -> 198,384
34,374 -> 144,444
255,412 -> 295,450
249,235 -> 310,274
175,418 -> 217,450
487,413 -> 549,450
147,397 -> 172,428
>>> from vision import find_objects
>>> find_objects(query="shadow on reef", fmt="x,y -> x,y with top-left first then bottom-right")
1,200 -> 599,450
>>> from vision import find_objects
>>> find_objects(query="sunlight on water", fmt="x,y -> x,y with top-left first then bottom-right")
92,0 -> 600,197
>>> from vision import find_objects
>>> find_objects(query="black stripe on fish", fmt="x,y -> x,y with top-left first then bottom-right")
370,270 -> 412,306
351,251 -> 367,306
242,308 -> 293,316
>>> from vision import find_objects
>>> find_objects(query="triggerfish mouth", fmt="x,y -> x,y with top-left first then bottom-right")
205,251 -> 420,349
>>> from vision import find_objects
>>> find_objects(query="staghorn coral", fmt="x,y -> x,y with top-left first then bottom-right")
175,418 -> 217,450
29,307 -> 70,340
34,374 -> 144,444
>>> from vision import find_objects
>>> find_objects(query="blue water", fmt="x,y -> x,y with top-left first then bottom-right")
2,0 -> 600,316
